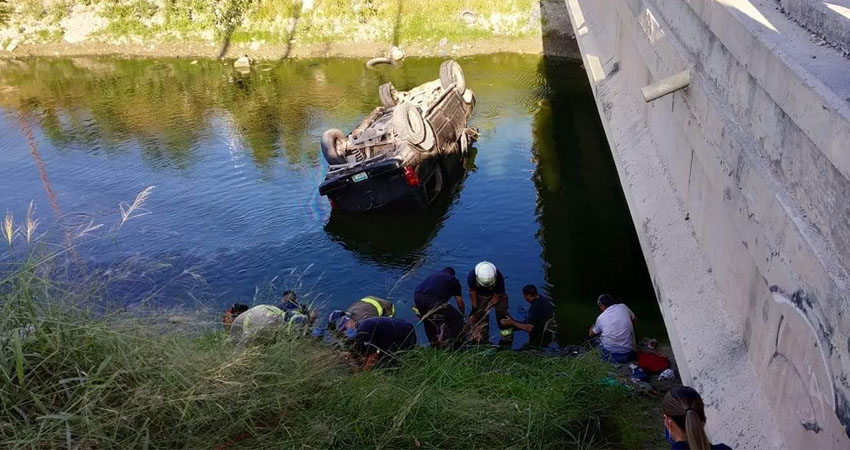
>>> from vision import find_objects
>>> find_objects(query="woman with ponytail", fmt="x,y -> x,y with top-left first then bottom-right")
662,386 -> 733,450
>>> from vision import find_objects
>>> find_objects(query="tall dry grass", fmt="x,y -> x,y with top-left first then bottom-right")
0,190 -> 663,449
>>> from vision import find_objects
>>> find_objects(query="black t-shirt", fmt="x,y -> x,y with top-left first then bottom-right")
415,270 -> 462,307
466,269 -> 506,298
525,295 -> 555,346
354,317 -> 417,356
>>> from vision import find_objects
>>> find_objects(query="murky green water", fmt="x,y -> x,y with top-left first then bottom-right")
0,55 -> 666,344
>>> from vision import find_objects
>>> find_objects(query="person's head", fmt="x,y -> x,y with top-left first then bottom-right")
662,386 -> 710,450
443,267 -> 456,277
522,285 -> 539,302
597,294 -> 614,311
474,261 -> 497,287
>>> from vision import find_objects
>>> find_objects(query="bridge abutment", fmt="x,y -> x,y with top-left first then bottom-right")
563,0 -> 850,448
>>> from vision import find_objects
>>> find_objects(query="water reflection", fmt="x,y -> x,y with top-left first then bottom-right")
324,148 -> 477,269
0,54 -> 667,345
531,57 -> 666,342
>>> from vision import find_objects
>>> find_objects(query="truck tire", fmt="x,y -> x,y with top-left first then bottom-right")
459,131 -> 468,157
392,103 -> 426,145
366,57 -> 398,70
439,60 -> 466,95
379,82 -> 397,108
321,129 -> 347,165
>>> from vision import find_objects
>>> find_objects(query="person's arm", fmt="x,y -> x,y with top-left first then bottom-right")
486,293 -> 503,311
454,295 -> 466,316
589,319 -> 601,337
468,289 -> 478,313
501,316 -> 533,333
361,352 -> 380,371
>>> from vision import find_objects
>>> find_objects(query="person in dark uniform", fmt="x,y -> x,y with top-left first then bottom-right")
414,267 -> 466,348
349,317 -> 417,370
327,296 -> 396,336
466,261 -> 511,346
500,285 -> 556,348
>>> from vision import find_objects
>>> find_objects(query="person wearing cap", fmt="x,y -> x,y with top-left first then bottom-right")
413,267 -> 466,348
347,317 -> 417,370
466,261 -> 511,346
588,294 -> 637,363
326,296 -> 396,337
500,285 -> 556,348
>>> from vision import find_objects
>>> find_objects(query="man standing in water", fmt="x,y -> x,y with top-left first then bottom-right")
413,267 -> 466,348
500,285 -> 556,348
467,261 -> 512,346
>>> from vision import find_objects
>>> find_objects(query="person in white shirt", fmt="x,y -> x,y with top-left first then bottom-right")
588,294 -> 637,363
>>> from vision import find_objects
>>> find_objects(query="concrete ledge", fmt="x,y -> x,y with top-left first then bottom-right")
565,1 -> 784,447
565,0 -> 850,448
775,0 -> 850,52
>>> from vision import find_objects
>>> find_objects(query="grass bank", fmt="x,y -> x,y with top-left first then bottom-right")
1,266 -> 664,449
0,0 -> 576,59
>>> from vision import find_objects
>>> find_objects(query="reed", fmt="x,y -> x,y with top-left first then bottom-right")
0,192 -> 663,449
1,211 -> 13,247
0,263 -> 663,449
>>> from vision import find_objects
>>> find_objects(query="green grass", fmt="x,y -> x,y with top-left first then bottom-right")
0,264 -> 664,449
4,0 -> 540,45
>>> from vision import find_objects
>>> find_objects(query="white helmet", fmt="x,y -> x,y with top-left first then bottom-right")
475,261 -> 498,287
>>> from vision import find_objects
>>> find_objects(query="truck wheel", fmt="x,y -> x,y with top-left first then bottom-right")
462,88 -> 475,105
459,131 -> 468,157
321,129 -> 347,165
392,103 -> 426,145
379,82 -> 397,108
439,60 -> 466,95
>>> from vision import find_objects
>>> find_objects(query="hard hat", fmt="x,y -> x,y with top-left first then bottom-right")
475,261 -> 498,287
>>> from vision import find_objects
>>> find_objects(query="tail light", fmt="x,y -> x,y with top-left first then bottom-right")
403,166 -> 420,186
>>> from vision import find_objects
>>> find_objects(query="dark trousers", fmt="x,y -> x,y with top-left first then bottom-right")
467,294 -> 512,346
414,293 -> 464,348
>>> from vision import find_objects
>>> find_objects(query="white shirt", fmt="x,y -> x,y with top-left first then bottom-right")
592,303 -> 635,353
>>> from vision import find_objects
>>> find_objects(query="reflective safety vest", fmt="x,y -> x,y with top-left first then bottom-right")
360,296 -> 395,318
242,305 -> 285,332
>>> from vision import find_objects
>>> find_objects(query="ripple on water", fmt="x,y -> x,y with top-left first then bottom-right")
0,55 -> 668,344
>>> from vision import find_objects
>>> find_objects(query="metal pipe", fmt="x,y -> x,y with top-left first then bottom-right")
641,70 -> 691,102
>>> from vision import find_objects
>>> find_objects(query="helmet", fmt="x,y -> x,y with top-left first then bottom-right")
475,261 -> 498,287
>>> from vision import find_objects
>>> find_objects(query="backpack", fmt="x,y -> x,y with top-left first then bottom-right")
636,351 -> 670,373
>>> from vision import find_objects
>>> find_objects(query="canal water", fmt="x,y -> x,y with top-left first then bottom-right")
0,55 -> 666,345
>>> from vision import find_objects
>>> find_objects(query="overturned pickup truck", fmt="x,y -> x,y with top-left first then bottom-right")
318,60 -> 478,212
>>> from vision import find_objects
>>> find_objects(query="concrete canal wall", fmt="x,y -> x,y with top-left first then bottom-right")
562,0 -> 850,448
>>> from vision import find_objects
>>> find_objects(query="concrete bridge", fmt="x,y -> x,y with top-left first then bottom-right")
560,0 -> 850,448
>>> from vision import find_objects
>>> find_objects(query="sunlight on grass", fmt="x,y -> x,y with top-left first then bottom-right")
3,0 -> 540,45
